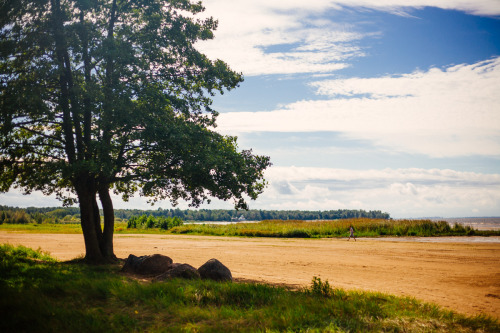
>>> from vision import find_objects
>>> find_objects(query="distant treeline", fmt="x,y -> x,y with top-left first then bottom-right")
138,208 -> 391,221
0,205 -> 390,224
0,205 -> 82,224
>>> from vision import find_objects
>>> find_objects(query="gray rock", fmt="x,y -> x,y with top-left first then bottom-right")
198,258 -> 232,282
122,254 -> 173,275
121,254 -> 142,273
155,263 -> 200,280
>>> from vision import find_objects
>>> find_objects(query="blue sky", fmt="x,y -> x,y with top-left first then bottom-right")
1,1 -> 500,217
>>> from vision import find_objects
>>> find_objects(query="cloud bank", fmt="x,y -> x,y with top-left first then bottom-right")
217,57 -> 500,157
260,166 -> 500,217
198,0 -> 500,76
198,1 -> 365,75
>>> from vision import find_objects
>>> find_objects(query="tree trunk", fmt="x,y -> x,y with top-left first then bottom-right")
77,184 -> 105,264
99,185 -> 117,261
74,175 -> 118,264
92,194 -> 103,250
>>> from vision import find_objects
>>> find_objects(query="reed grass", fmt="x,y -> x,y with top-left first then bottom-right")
1,244 -> 498,332
169,218 -> 500,238
2,218 -> 499,238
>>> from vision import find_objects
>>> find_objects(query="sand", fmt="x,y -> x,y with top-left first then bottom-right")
1,231 -> 499,319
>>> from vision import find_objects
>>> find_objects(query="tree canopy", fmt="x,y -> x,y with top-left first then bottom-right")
0,0 -> 271,263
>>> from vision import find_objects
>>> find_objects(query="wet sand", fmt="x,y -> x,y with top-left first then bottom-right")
1,231 -> 499,319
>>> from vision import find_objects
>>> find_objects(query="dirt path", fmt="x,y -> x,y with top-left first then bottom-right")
1,231 -> 499,319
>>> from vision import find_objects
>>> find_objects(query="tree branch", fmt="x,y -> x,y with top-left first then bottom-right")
18,125 -> 65,143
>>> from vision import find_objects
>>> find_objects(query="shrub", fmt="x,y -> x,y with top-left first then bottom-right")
307,277 -> 334,298
126,215 -> 184,230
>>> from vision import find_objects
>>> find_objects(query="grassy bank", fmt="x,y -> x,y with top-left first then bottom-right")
0,222 -> 149,234
2,218 -> 500,238
169,218 -> 500,238
1,244 -> 498,332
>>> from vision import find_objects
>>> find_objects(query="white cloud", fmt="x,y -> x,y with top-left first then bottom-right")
311,58 -> 500,100
265,166 -> 500,182
197,1 -> 500,76
197,15 -> 362,75
197,1 -> 372,75
258,166 -> 500,217
217,57 -> 500,157
333,0 -> 500,16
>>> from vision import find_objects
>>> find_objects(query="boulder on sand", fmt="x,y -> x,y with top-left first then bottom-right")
155,263 -> 200,281
198,258 -> 232,282
122,254 -> 173,275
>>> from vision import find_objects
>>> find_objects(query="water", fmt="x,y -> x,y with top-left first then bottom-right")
430,217 -> 500,231
364,236 -> 500,243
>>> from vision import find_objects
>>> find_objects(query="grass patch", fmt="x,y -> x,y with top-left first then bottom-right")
0,222 -> 159,234
1,244 -> 498,332
3,218 -> 499,238
168,218 -> 500,238
0,222 -> 85,233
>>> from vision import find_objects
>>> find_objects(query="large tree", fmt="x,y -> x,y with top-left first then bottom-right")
0,0 -> 271,263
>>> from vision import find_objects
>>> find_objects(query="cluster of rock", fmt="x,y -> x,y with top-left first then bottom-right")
121,254 -> 232,282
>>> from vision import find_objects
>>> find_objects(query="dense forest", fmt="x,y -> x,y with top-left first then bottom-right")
0,205 -> 390,224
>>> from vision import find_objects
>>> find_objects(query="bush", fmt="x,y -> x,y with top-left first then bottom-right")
307,277 -> 334,297
126,215 -> 183,230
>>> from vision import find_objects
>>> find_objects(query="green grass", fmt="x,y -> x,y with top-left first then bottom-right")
1,244 -> 498,332
3,218 -> 500,238
168,218 -> 500,238
0,222 -> 86,233
0,222 -> 154,234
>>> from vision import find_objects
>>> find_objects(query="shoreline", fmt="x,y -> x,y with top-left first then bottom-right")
362,236 -> 500,243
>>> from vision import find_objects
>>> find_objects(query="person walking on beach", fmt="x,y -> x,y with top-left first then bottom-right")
348,225 -> 356,241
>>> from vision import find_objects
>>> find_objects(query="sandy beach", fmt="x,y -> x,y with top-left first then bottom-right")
1,231 -> 499,319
